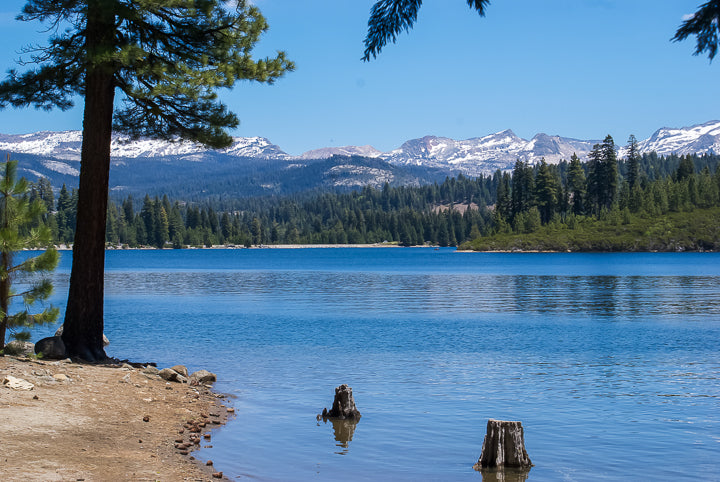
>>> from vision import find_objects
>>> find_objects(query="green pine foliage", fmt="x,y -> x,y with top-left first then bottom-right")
11,148 -> 720,253
0,156 -> 59,354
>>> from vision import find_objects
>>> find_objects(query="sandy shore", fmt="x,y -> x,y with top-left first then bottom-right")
0,355 -> 232,481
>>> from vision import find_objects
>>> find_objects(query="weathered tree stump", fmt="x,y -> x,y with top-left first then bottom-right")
474,419 -> 532,470
320,384 -> 361,420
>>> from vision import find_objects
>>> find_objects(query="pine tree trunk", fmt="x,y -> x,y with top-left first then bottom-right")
61,1 -> 115,362
0,207 -> 11,352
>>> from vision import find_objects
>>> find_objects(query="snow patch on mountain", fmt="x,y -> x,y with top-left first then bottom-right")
299,145 -> 383,160
632,120 -> 720,157
325,164 -> 395,188
42,160 -> 80,176
383,130 -> 598,176
0,131 -> 290,161
0,131 -> 83,160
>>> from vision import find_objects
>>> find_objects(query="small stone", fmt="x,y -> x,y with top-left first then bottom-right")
33,395 -> 39,400
190,369 -> 217,384
179,450 -> 189,455
2,375 -> 34,390
4,340 -> 35,356
226,407 -> 235,413
138,439 -> 142,443
206,460 -> 214,466
158,368 -> 181,382
170,365 -> 189,377
143,415 -> 150,422
175,438 -> 184,443
142,366 -> 160,375
203,433 -> 211,440
212,472 -> 223,479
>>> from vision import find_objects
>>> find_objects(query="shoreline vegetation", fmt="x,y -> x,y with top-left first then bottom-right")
0,355 -> 231,481
56,213 -> 720,255
31,151 -> 718,254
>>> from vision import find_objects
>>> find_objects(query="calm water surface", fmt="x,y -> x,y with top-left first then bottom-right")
38,249 -> 720,481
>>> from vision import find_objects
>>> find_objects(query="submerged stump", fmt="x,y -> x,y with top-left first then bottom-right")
321,384 -> 361,420
474,419 -> 532,470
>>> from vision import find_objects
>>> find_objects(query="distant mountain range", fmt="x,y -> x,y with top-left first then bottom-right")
0,120 -> 717,198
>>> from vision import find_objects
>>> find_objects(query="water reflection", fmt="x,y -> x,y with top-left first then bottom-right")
477,467 -> 531,482
93,270 -> 720,319
317,418 -> 359,455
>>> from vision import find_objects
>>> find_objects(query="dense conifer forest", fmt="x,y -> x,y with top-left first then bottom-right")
22,138 -> 720,251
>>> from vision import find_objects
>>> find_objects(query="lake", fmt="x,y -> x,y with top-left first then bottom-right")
33,248 -> 720,481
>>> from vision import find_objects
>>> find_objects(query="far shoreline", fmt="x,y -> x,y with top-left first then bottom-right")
40,243 -> 717,253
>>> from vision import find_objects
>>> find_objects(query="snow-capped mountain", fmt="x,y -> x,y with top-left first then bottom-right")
634,120 -> 720,157
382,130 -> 600,176
298,145 -> 383,160
0,121 -> 718,180
0,131 -> 290,161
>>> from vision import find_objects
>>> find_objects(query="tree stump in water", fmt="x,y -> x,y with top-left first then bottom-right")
321,384 -> 361,420
474,419 -> 532,470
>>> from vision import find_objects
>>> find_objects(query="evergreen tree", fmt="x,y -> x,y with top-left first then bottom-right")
534,159 -> 558,224
675,156 -> 695,181
511,160 -> 534,219
122,196 -> 135,225
0,157 -> 59,353
55,184 -> 77,244
626,134 -> 641,189
566,153 -> 586,215
0,0 -> 293,361
495,171 -> 512,220
587,135 -> 618,213
156,205 -> 170,248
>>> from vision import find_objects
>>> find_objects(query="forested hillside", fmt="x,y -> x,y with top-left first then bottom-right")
20,137 -> 720,251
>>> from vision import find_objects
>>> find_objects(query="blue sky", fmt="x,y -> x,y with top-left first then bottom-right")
0,0 -> 717,155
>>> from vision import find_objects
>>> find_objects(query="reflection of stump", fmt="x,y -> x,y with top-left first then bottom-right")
477,467 -> 530,482
331,419 -> 357,448
474,419 -> 532,470
321,384 -> 361,420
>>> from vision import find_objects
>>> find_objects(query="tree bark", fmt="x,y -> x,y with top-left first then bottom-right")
0,251 -> 9,353
61,1 -> 115,362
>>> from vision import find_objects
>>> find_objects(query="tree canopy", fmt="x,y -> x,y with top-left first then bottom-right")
364,1 -> 720,62
1,0 -> 293,147
672,0 -> 720,61
363,0 -> 490,61
0,0 -> 293,361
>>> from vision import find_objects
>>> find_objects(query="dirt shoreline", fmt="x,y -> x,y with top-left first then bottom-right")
0,355 -> 232,481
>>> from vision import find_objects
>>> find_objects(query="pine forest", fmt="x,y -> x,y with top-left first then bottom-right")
18,137 -> 720,252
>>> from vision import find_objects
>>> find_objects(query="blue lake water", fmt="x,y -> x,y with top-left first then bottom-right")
30,249 -> 720,481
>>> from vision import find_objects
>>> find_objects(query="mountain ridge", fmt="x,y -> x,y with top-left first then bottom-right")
0,120 -> 718,184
